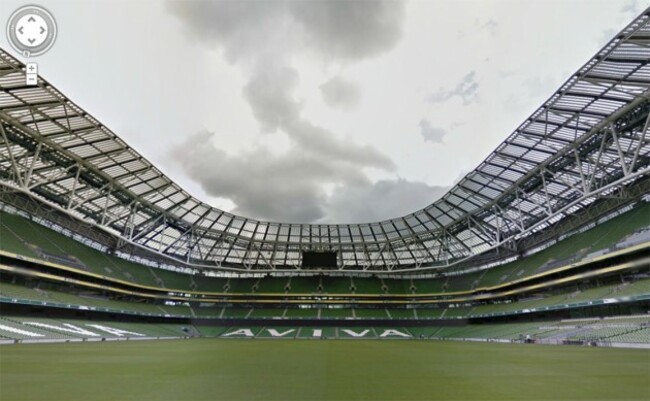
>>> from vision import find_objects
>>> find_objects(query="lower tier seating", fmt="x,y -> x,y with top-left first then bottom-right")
0,315 -> 647,344
2,273 -> 649,321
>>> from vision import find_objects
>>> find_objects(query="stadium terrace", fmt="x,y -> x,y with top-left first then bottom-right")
0,5 -> 649,401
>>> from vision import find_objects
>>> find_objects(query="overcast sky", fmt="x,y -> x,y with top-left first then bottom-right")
0,0 -> 646,223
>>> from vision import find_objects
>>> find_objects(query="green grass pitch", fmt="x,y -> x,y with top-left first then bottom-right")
1,339 -> 648,401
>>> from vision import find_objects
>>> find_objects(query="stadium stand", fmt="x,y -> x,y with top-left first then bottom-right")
320,308 -> 353,319
0,316 -> 195,342
2,271 -> 648,322
0,11 -> 649,349
354,308 -> 390,319
1,315 -> 647,345
388,309 -> 416,319
1,203 -> 648,298
284,308 -> 319,319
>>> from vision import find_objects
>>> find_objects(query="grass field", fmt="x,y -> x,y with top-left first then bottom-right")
1,339 -> 648,401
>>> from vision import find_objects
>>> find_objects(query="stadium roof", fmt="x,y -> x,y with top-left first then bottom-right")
1,9 -> 649,273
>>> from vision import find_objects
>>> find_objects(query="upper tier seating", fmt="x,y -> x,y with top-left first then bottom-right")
0,202 -> 648,296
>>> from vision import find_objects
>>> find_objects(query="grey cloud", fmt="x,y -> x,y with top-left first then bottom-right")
419,119 -> 447,144
174,132 -> 375,222
168,0 -> 414,223
242,62 -> 301,133
289,0 -> 406,61
244,62 -> 395,170
174,132 -> 441,223
325,179 -> 449,223
165,1 -> 290,63
320,76 -> 362,110
429,71 -> 479,105
166,0 -> 405,63
286,119 -> 395,170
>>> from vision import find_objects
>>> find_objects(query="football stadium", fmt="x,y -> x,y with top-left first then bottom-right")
0,2 -> 649,401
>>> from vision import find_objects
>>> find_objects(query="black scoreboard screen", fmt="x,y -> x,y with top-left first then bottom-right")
302,251 -> 338,269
